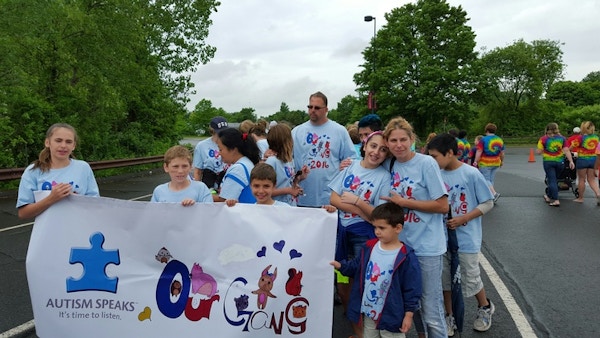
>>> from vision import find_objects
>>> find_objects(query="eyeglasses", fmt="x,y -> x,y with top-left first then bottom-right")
307,105 -> 325,110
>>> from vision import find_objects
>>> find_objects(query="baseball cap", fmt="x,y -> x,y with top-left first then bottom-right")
210,116 -> 229,132
573,127 -> 581,133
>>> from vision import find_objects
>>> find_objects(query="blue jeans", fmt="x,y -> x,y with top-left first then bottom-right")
413,255 -> 447,338
479,166 -> 499,187
543,161 -> 563,200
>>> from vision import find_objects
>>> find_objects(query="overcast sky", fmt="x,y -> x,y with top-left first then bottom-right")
187,0 -> 600,117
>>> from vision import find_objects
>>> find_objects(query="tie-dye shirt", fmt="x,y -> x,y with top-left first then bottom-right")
570,134 -> 599,160
476,134 -> 505,167
537,135 -> 567,162
457,138 -> 471,163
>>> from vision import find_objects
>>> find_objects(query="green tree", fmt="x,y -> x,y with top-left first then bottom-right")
264,102 -> 308,127
354,0 -> 478,135
546,81 -> 600,107
476,39 -> 565,134
189,99 -> 228,135
230,108 -> 257,123
328,95 -> 362,126
0,0 -> 219,166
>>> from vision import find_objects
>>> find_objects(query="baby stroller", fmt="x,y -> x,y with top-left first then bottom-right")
545,157 -> 579,198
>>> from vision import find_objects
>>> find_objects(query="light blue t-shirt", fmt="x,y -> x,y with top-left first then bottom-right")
193,137 -> 225,173
328,160 -> 391,227
256,200 -> 291,207
265,156 -> 297,206
219,157 -> 255,201
361,242 -> 399,321
442,163 -> 494,253
292,120 -> 357,207
17,159 -> 99,208
256,139 -> 269,159
151,180 -> 213,204
387,153 -> 447,256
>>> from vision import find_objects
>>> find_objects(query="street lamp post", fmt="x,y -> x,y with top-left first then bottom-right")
364,15 -> 376,113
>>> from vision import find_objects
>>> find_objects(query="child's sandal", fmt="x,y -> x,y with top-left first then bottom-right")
549,200 -> 560,207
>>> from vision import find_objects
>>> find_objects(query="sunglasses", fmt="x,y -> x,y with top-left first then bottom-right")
307,105 -> 325,110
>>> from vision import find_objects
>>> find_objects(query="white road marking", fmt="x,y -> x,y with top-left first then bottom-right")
0,320 -> 34,338
479,252 -> 538,337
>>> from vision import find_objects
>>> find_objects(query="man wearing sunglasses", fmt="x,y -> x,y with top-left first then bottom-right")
292,91 -> 357,208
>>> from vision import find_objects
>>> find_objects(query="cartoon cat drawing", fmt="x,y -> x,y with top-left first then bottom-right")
190,263 -> 218,298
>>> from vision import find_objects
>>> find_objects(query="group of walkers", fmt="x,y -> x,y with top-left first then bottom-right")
537,121 -> 600,207
17,91 -> 514,338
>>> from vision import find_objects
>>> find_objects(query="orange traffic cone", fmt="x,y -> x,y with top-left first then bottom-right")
528,148 -> 536,162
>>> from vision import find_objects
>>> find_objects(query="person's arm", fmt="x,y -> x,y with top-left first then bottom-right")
382,191 -> 449,214
474,149 -> 482,165
563,146 -> 575,170
193,168 -> 203,181
329,191 -> 371,221
17,183 -> 72,219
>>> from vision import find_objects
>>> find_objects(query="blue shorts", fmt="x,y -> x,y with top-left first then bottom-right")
576,158 -> 595,169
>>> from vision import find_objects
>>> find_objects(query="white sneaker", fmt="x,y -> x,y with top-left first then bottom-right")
473,299 -> 495,332
446,314 -> 457,336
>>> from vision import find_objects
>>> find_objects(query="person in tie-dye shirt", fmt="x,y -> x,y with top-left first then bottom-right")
457,130 -> 471,163
536,123 -> 575,206
474,123 -> 504,203
569,121 -> 600,205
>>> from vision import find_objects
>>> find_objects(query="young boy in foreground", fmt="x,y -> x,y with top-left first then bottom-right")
331,202 -> 421,338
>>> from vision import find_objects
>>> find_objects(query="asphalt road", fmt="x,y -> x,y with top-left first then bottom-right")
1,146 -> 599,338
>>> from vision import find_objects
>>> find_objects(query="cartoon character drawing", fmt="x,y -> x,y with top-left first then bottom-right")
285,268 -> 303,296
252,264 -> 278,309
370,263 -> 381,282
170,280 -> 182,296
190,263 -> 218,298
292,305 -> 307,318
155,247 -> 172,263
234,294 -> 249,311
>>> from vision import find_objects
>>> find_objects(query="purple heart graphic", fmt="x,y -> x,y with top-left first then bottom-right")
273,240 -> 285,253
289,249 -> 303,260
256,246 -> 266,257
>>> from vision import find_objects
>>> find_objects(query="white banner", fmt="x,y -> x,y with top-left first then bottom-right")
26,195 -> 337,337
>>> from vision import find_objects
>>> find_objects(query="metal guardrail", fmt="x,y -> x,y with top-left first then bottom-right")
0,156 -> 164,181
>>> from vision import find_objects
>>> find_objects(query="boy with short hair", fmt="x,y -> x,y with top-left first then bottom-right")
151,145 -> 213,205
246,163 -> 290,206
426,133 -> 495,335
331,202 -> 422,338
228,163 -> 337,212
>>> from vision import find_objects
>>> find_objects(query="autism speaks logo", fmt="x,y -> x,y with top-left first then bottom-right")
66,232 -> 121,293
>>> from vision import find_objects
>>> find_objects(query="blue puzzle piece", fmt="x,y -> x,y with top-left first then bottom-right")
66,232 -> 120,293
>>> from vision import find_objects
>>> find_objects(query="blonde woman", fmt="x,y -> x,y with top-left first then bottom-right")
569,121 -> 600,205
381,117 -> 449,338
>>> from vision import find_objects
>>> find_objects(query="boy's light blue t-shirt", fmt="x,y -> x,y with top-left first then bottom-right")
193,137 -> 225,173
442,163 -> 494,253
151,180 -> 213,204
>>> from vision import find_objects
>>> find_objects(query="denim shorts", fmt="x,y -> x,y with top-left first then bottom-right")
576,157 -> 595,169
